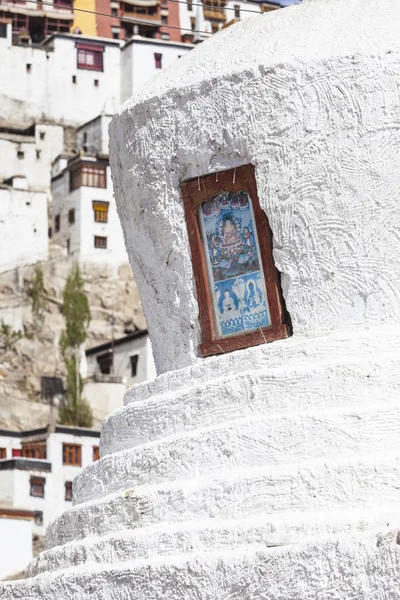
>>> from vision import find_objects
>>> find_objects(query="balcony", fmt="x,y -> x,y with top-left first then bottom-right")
203,6 -> 226,21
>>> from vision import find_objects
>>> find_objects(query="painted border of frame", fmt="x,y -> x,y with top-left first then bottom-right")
181,164 -> 290,357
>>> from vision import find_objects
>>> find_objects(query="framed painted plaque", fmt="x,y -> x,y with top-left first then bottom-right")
181,164 -> 290,357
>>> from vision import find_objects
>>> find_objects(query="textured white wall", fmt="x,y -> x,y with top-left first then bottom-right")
110,0 -> 400,375
0,517 -> 33,580
0,188 -> 48,273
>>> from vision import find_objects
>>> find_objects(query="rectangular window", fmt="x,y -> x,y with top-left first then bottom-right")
17,150 -> 24,159
180,164 -> 289,357
22,441 -> 47,459
68,208 -> 75,224
62,443 -> 81,466
187,0 -> 192,9
0,24 -> 7,38
93,446 -> 100,462
94,236 -> 107,249
12,449 -> 21,458
65,481 -> 73,501
55,214 -> 60,232
130,354 -> 139,377
76,43 -> 104,71
154,53 -> 162,69
0,448 -> 6,459
234,4 -> 240,18
93,201 -> 109,223
97,351 -> 112,374
70,164 -> 106,191
30,476 -> 45,498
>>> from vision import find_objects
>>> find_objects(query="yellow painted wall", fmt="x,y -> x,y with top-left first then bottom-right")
71,0 -> 97,36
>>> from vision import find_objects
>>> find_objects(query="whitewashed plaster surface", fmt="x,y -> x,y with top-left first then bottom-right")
110,0 -> 400,374
2,0 -> 400,597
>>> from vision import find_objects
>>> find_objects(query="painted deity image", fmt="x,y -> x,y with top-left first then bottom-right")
199,191 -> 271,337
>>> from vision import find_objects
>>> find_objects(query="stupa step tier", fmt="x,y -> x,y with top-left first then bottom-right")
26,505 -> 400,578
3,540 -> 400,599
99,327 -> 400,455
74,400 -> 400,506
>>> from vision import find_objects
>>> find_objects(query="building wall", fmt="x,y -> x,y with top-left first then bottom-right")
84,382 -> 126,422
85,333 -> 156,387
0,517 -> 33,580
72,0 -> 98,36
77,115 -> 112,157
52,165 -> 129,265
0,125 -> 64,193
0,187 -> 48,273
0,429 -> 100,535
120,37 -> 194,102
0,34 -> 121,127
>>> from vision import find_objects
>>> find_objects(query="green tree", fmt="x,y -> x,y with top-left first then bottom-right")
0,320 -> 23,351
29,263 -> 47,332
59,263 -> 93,428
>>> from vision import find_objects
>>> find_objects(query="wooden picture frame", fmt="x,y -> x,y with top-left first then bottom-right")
181,164 -> 290,357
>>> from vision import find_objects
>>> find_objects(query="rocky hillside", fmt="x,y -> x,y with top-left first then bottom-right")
0,245 -> 146,430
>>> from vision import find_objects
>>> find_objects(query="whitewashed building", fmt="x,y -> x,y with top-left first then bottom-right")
51,114 -> 129,266
83,330 -> 156,421
0,425 -> 100,539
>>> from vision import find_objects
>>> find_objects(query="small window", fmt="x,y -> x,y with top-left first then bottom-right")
26,63 -> 31,73
77,43 -> 104,71
68,208 -> 75,224
161,32 -> 170,40
36,150 -> 41,159
0,23 -> 7,38
55,214 -> 60,232
190,17 -> 196,31
30,476 -> 45,498
72,75 -> 77,84
93,201 -> 109,223
187,0 -> 192,9
12,449 -> 21,458
66,238 -> 70,254
65,481 -> 73,501
0,448 -> 6,459
94,236 -> 107,249
17,150 -> 24,159
154,53 -> 162,69
22,441 -> 47,460
111,7 -> 118,16
40,131 -> 45,140
180,165 -> 290,357
48,227 -> 53,238
97,351 -> 112,374
234,4 -> 240,18
161,15 -> 168,24
93,446 -> 100,462
34,511 -> 43,526
112,32 -> 119,39
211,22 -> 219,34
62,443 -> 81,466
94,79 -> 99,87
130,354 -> 139,377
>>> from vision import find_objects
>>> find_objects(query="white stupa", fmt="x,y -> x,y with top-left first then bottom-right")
2,0 -> 400,597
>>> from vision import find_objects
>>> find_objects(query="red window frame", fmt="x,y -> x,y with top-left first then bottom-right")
180,164 -> 290,357
0,448 -> 6,459
76,43 -> 104,71
154,52 -> 162,69
93,446 -> 100,461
